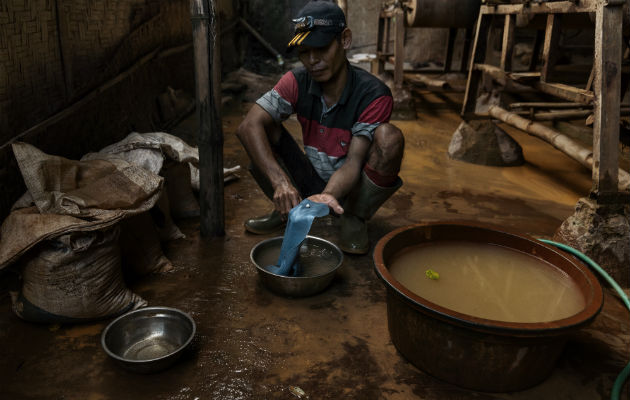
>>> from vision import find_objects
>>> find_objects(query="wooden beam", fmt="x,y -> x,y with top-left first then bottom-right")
532,81 -> 594,104
592,1 -> 623,197
191,0 -> 225,237
481,1 -> 600,15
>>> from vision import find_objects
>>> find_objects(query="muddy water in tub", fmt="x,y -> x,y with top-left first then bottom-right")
389,241 -> 585,323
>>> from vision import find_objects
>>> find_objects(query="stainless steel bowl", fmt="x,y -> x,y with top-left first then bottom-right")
101,306 -> 196,373
250,235 -> 343,297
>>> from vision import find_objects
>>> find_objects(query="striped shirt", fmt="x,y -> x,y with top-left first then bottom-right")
256,63 -> 393,181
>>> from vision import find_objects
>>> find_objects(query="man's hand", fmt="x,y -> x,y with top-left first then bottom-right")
273,183 -> 302,215
307,193 -> 344,215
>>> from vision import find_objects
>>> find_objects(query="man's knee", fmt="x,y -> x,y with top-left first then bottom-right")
369,123 -> 404,170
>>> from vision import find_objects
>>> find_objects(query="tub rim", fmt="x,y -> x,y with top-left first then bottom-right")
373,221 -> 604,335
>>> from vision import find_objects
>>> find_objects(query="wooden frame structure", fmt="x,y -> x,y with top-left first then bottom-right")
372,5 -> 474,89
462,0 -> 628,199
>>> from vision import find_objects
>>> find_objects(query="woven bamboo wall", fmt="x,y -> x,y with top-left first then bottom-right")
0,0 -> 194,143
0,0 -> 218,222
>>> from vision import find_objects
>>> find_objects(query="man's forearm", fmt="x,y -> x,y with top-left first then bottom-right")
322,158 -> 362,200
322,135 -> 370,200
237,122 -> 291,191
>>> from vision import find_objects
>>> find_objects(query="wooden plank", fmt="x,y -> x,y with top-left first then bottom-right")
500,15 -> 515,71
481,1 -> 599,15
509,71 -> 542,84
191,0 -> 225,237
533,81 -> 594,104
592,2 -> 623,196
474,64 -> 540,85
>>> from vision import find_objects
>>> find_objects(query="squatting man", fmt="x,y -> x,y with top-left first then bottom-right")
236,0 -> 405,255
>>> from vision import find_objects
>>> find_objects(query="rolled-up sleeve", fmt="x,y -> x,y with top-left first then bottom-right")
256,89 -> 294,122
255,71 -> 298,122
351,95 -> 393,141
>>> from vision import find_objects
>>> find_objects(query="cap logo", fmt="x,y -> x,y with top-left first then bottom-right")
292,16 -> 345,33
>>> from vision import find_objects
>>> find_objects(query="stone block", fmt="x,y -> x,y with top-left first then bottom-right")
448,120 -> 524,167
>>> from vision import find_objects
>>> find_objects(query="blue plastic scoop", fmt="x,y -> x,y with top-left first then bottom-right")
265,199 -> 329,277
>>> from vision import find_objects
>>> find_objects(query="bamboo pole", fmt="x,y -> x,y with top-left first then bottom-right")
509,102 -> 583,109
191,0 -> 225,237
529,109 -> 630,121
404,73 -> 449,90
488,105 -> 630,191
239,18 -> 284,66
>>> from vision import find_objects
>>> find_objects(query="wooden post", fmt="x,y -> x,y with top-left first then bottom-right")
337,0 -> 348,26
444,28 -> 457,72
393,7 -> 405,89
384,14 -> 391,55
528,29 -> 544,72
460,28 -> 473,72
190,0 -> 225,237
462,13 -> 493,116
541,14 -> 562,82
500,15 -> 515,71
592,0 -> 623,199
372,12 -> 385,75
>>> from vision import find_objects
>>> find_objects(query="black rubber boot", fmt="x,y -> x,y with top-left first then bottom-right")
244,210 -> 285,234
244,164 -> 286,234
339,172 -> 402,254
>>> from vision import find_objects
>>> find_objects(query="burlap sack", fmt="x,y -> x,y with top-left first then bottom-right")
0,142 -> 163,270
12,226 -> 147,323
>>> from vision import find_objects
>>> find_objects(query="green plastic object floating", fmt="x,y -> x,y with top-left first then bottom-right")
425,269 -> 440,280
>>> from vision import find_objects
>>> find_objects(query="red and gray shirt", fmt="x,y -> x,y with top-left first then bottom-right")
256,63 -> 393,181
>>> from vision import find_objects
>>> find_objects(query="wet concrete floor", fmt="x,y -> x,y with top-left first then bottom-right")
0,87 -> 628,399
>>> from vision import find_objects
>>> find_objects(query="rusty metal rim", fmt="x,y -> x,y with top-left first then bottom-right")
373,221 -> 604,335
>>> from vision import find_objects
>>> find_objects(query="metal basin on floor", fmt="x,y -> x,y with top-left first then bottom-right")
373,222 -> 603,392
101,306 -> 196,374
250,235 -> 343,297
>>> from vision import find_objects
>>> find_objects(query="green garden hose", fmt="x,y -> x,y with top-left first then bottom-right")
538,239 -> 630,400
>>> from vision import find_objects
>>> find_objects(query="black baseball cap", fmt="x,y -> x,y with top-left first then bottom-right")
287,1 -> 347,49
